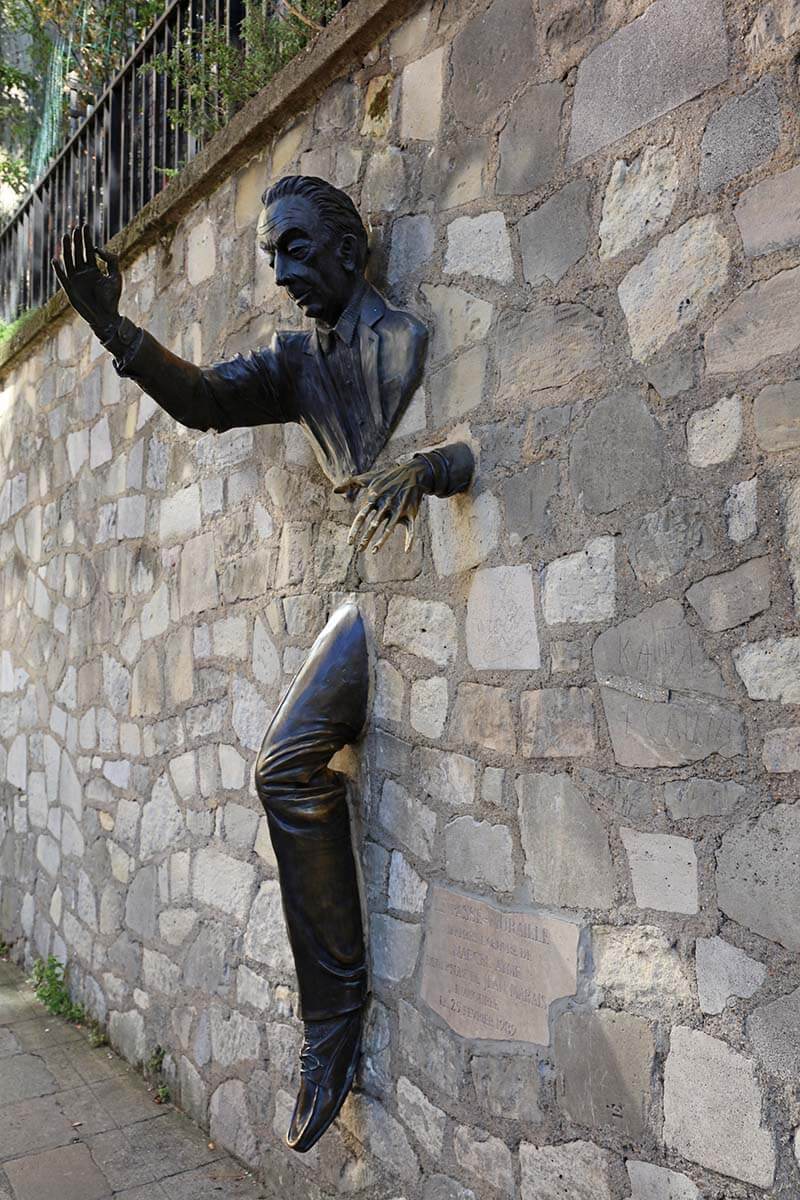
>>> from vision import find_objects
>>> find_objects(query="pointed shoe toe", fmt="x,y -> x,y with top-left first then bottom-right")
285,1010 -> 363,1153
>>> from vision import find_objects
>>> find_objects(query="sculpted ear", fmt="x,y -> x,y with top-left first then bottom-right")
338,233 -> 359,273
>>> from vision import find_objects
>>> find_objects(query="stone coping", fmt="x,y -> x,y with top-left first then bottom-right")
0,0 -> 420,381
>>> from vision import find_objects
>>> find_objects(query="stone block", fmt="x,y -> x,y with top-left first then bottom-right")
371,914 -> 421,983
593,925 -> 692,1015
700,77 -> 780,192
159,484 -> 201,541
410,676 -> 448,740
388,215 -> 436,290
706,264 -> 800,374
398,998 -> 464,1096
696,936 -> 766,1014
496,302 -> 603,397
445,212 -> 514,284
466,565 -> 541,669
570,389 -> 666,514
340,1093 -> 420,1184
502,460 -> 559,544
747,984 -> 800,1082
421,284 -> 493,364
427,490 -> 500,577
497,82 -> 564,196
687,558 -> 770,632
379,779 -> 437,862
735,163 -> 800,255
401,47 -> 444,141
521,687 -> 596,758
234,154 -> 266,231
542,537 -> 616,625
450,0 -> 537,129
686,395 -> 742,466
384,596 -> 456,666
734,636 -> 800,702
140,776 -> 184,860
453,1125 -> 514,1196
519,1140 -> 616,1200
555,1009 -> 655,1137
517,772 -> 615,908
244,881 -> 293,974
125,865 -> 158,940
192,846 -> 256,921
451,683 -> 515,755
599,146 -> 680,259
418,747 -> 477,809
519,180 -> 592,285
445,817 -> 514,892
726,477 -> 758,544
618,216 -> 730,362
109,1009 -> 146,1065
718,804 -> 800,947
397,1076 -> 445,1158
763,725 -> 800,772
754,379 -> 800,450
362,146 -> 406,213
429,347 -> 486,426
621,828 -> 698,914
567,0 -> 729,162
388,852 -> 427,916
627,1162 -> 699,1200
374,660 -> 404,725
663,1026 -> 775,1187
471,1054 -> 541,1123
665,777 -> 747,819
594,600 -> 745,767
187,218 -> 216,286
179,533 -> 218,616
210,1078 -> 257,1166
627,497 -> 713,586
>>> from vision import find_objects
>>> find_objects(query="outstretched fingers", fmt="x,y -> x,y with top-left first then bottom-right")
71,225 -> 86,270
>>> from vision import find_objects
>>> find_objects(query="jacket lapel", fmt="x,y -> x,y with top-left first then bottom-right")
359,323 -> 383,429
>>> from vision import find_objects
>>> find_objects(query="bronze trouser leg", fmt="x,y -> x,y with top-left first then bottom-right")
254,602 -> 369,1021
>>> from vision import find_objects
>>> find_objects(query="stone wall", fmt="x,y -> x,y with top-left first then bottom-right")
1,0 -> 800,1195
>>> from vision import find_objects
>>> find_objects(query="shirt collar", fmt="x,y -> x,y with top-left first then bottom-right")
317,280 -> 367,351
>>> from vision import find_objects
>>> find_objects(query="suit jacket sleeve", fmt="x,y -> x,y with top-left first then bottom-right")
110,325 -> 292,433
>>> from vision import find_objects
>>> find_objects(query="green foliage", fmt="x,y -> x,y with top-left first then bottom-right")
154,1082 -> 170,1104
87,1020 -> 109,1047
146,1044 -> 165,1075
0,940 -> 10,958
0,308 -> 34,347
30,955 -> 86,1022
143,1 -> 339,143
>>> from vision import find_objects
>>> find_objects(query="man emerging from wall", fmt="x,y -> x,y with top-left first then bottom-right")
52,175 -> 473,1152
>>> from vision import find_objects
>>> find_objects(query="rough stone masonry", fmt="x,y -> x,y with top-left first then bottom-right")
1,0 -> 800,1196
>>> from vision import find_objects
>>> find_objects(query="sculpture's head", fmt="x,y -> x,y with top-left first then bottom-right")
258,175 -> 369,327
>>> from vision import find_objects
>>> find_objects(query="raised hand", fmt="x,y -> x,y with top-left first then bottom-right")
51,224 -> 122,339
334,457 -> 435,555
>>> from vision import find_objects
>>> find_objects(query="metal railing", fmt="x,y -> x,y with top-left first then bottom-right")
0,1 -> 344,326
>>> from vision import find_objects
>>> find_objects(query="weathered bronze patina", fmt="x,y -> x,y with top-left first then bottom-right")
53,175 -> 474,1152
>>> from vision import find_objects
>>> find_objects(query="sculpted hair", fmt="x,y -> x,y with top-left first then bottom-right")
262,175 -> 369,269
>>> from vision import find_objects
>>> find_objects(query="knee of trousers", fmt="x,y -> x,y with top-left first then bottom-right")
253,729 -> 343,818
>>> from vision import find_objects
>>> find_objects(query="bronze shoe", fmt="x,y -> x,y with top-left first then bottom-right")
286,1009 -> 363,1153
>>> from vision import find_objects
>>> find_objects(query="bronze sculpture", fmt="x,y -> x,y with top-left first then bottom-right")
52,175 -> 474,1152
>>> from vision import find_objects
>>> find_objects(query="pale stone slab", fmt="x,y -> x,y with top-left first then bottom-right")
420,886 -> 579,1044
451,683 -> 515,755
542,537 -> 616,625
754,379 -> 800,450
619,216 -> 730,362
747,984 -> 800,1082
445,212 -> 514,284
428,491 -> 500,577
696,936 -> 766,1014
665,777 -> 746,819
717,804 -> 800,948
471,1054 -> 542,1123
621,828 -> 698,914
496,303 -> 603,397
786,477 -> 800,614
567,0 -> 729,162
627,497 -> 713,586
421,284 -> 493,363
520,1140 -> 616,1200
445,817 -> 514,892
187,218 -> 216,286
520,687 -> 596,758
627,1161 -> 700,1200
593,925 -> 692,1015
686,558 -> 770,632
453,1125 -> 514,1196
734,636 -> 800,702
466,565 -> 540,670
599,146 -> 680,259
449,0 -> 537,129
726,476 -> 758,544
397,1076 -> 445,1158
663,1026 -> 775,1188
686,395 -> 742,466
735,163 -> 800,255
570,390 -> 666,514
763,725 -> 800,772
555,1009 -> 655,1136
384,597 -> 457,666
706,264 -> 800,374
401,47 -> 444,141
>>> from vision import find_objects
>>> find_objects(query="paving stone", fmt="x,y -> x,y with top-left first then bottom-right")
706,264 -> 800,374
231,675 -> 270,752
453,1125 -> 514,1196
466,565 -> 541,670
571,389 -> 665,513
599,146 -> 680,259
747,984 -> 800,1082
665,777 -> 747,819
621,828 -> 698,914
445,817 -> 514,892
542,537 -> 616,625
449,0 -> 537,129
4,1140 -> 111,1200
567,0 -> 729,161
626,1161 -> 700,1200
501,460 -> 559,544
519,1139 -> 616,1200
700,77 -> 780,192
735,164 -> 800,255
626,497 -> 713,586
687,558 -> 770,633
734,636 -> 800,702
687,395 -> 742,466
717,804 -> 800,948
496,302 -> 603,397
663,1025 -> 775,1187
497,82 -> 564,196
594,599 -> 744,767
618,216 -> 730,362
396,1076 -> 445,1158
517,772 -> 615,909
159,1164 -> 266,1199
593,925 -> 692,1015
421,135 -> 490,211
140,776 -> 184,860
384,597 -> 457,666
451,683 -> 516,755
726,477 -> 758,544
555,1009 -> 655,1137
379,779 -> 437,862
0,1052 -> 58,1104
401,47 -> 443,141
754,379 -> 800,450
209,1006 -> 261,1067
696,936 -> 766,1015
445,212 -> 514,284
519,180 -> 592,285
521,687 -> 596,758
125,866 -> 158,939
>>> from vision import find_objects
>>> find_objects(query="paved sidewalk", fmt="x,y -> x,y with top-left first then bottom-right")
0,960 -> 267,1199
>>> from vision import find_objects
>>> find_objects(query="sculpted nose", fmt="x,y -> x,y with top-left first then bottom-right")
274,253 -> 293,288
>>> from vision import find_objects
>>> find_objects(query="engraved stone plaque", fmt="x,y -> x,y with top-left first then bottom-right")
421,886 -> 580,1044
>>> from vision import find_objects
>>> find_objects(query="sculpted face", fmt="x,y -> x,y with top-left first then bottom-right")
259,195 -> 360,327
